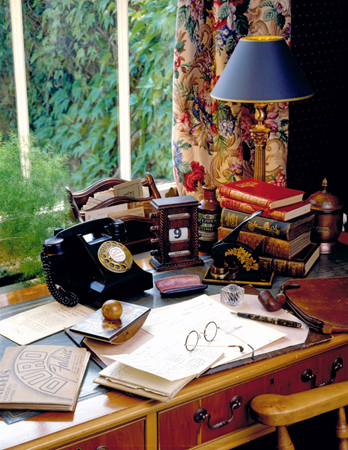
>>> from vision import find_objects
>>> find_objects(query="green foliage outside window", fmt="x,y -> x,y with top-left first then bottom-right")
0,0 -> 176,191
0,133 -> 73,282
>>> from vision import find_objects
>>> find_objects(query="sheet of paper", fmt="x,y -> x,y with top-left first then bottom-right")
209,293 -> 309,363
106,335 -> 224,381
81,196 -> 102,210
141,294 -> 286,366
99,361 -> 181,396
94,188 -> 115,201
85,204 -> 126,221
113,179 -> 143,198
85,327 -> 154,367
108,206 -> 145,219
98,360 -> 195,399
0,302 -> 94,345
100,361 -> 176,392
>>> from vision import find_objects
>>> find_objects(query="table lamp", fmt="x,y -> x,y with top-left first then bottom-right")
211,36 -> 314,181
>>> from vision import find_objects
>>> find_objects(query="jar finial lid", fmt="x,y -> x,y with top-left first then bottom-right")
309,178 -> 343,212
321,178 -> 327,193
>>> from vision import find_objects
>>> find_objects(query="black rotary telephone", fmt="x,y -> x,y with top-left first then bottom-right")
40,217 -> 153,308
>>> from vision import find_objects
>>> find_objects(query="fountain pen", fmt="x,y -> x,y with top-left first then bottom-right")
230,311 -> 302,328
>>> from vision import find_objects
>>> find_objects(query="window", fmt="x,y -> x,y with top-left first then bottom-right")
0,3 -> 17,137
3,0 -> 176,190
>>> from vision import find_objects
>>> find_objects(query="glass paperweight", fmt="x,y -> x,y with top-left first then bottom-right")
220,284 -> 245,306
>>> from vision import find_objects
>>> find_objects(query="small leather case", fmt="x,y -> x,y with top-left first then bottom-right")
155,275 -> 207,296
282,277 -> 348,334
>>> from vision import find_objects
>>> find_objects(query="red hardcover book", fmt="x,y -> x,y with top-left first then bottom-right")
218,178 -> 304,210
220,197 -> 311,222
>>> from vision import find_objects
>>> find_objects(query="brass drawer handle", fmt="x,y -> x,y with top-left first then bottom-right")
95,446 -> 109,450
193,395 -> 242,430
301,357 -> 343,387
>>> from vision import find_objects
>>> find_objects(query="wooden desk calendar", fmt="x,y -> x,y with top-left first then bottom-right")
149,195 -> 204,271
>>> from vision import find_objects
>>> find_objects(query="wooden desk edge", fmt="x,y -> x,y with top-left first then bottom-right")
1,331 -> 348,450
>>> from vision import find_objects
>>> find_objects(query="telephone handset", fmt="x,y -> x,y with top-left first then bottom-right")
40,217 -> 153,308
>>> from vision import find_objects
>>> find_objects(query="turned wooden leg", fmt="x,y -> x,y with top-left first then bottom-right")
337,407 -> 348,450
276,425 -> 295,450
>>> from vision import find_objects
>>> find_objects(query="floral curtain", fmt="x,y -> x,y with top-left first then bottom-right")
172,0 -> 291,201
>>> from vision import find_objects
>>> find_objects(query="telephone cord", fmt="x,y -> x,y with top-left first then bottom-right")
40,249 -> 79,307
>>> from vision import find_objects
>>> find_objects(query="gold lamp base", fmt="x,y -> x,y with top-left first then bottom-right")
250,103 -> 271,181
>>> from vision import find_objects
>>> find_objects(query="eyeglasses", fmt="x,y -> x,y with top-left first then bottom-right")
184,321 -> 255,359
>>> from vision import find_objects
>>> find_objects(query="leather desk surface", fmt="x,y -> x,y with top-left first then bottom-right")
0,233 -> 347,450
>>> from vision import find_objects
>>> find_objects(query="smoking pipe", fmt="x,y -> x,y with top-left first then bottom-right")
258,283 -> 301,312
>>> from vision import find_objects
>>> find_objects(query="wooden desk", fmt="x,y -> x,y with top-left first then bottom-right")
1,236 -> 348,450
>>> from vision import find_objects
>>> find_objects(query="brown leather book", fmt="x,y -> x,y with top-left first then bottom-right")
282,277 -> 348,334
218,227 -> 312,259
220,207 -> 315,239
259,243 -> 320,277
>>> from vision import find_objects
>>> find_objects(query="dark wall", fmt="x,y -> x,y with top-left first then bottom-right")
288,1 -> 347,220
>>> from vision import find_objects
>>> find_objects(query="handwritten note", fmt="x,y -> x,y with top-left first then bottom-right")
106,295 -> 287,380
113,178 -> 143,199
0,301 -> 94,345
142,294 -> 287,367
107,335 -> 224,381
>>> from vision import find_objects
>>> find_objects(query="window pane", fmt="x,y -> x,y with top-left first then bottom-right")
3,0 -> 175,190
0,3 -> 16,135
128,0 -> 176,182
20,0 -> 119,191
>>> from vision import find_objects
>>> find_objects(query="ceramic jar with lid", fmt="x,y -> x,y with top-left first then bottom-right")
308,178 -> 343,254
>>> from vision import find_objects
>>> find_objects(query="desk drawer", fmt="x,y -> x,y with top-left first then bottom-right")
56,418 -> 145,450
158,346 -> 348,450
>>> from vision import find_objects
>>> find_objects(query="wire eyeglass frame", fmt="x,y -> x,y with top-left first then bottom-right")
184,321 -> 255,359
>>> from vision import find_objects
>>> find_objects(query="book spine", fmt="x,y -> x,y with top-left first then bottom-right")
218,227 -> 291,259
258,256 -> 306,277
220,208 -> 291,240
220,197 -> 288,221
218,185 -> 272,208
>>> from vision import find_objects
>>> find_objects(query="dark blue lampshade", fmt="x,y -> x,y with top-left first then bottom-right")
211,36 -> 314,103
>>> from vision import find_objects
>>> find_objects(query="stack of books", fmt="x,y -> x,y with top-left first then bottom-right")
217,178 -> 320,277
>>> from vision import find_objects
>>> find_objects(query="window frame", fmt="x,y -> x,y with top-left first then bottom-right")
9,0 -> 30,177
